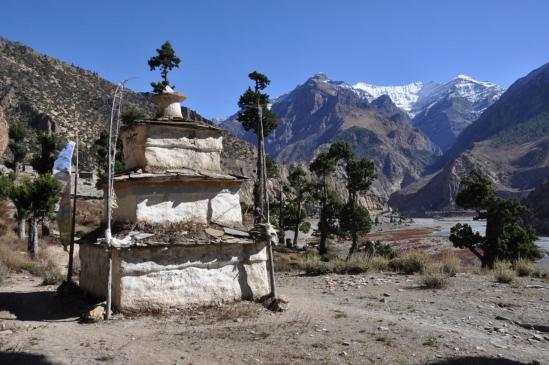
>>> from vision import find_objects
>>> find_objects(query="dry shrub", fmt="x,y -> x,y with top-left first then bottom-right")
420,264 -> 450,289
400,251 -> 430,274
493,260 -> 516,283
440,253 -> 461,277
513,258 -> 534,277
368,256 -> 389,271
0,234 -> 64,285
532,270 -> 548,280
0,261 -> 8,285
300,257 -> 369,276
388,257 -> 403,271
39,259 -> 64,285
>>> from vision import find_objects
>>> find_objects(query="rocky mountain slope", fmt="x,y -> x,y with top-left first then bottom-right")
0,37 -> 261,202
390,63 -> 549,214
220,74 -> 438,200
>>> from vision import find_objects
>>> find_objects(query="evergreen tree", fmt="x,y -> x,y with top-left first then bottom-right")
31,133 -> 62,175
23,175 -> 62,257
310,151 -> 337,255
286,165 -> 311,248
237,71 -> 278,221
450,172 -> 540,267
7,122 -> 28,178
328,142 -> 377,258
148,41 -> 181,93
121,106 -> 145,125
94,130 -> 125,189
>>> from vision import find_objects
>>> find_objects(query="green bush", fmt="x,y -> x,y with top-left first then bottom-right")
376,243 -> 397,259
401,252 -> 430,274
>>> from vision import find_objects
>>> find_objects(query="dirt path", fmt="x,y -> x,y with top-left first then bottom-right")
1,269 -> 547,365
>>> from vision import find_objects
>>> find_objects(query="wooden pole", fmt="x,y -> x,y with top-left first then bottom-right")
258,104 -> 277,299
66,135 -> 79,283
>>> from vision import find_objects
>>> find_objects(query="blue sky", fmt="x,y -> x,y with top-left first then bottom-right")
1,0 -> 549,118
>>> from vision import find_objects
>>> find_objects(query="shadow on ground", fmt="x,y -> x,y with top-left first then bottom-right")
0,289 -> 97,322
426,356 -> 531,365
0,352 -> 60,365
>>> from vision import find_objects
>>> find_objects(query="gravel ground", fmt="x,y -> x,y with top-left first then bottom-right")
0,269 -> 547,365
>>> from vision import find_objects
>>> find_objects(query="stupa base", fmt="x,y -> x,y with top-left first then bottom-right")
78,240 -> 270,312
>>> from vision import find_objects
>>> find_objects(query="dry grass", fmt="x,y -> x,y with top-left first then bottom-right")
513,258 -> 534,277
297,255 -> 369,276
440,253 -> 461,277
532,270 -> 548,280
0,261 -> 8,285
368,256 -> 390,271
493,260 -> 516,284
420,264 -> 450,289
0,232 -> 64,285
400,251 -> 430,274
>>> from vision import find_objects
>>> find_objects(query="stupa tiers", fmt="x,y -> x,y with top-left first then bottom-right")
79,86 -> 270,311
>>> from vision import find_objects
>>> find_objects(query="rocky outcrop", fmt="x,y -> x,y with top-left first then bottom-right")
0,107 -> 8,159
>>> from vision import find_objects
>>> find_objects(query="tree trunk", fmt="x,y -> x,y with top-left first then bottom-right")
347,231 -> 358,260
17,217 -> 26,240
292,199 -> 301,248
318,180 -> 328,256
256,133 -> 265,223
42,217 -> 51,236
28,217 -> 38,258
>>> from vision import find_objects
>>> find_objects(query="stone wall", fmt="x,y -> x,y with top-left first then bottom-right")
79,241 -> 270,311
112,179 -> 243,227
121,123 -> 223,173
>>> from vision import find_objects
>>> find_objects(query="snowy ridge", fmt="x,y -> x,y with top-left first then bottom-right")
350,75 -> 503,117
353,81 -> 427,113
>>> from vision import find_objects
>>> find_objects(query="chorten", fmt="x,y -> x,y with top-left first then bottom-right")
79,85 -> 270,311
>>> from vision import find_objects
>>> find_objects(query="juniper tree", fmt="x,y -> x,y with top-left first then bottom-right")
7,122 -> 28,178
310,152 -> 337,255
148,41 -> 181,93
24,175 -> 62,257
121,106 -> 145,125
94,130 -> 125,189
328,142 -> 376,258
285,165 -> 311,248
31,133 -> 62,175
237,71 -> 278,221
450,172 -> 540,268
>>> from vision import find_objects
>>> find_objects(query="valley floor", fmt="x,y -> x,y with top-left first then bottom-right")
0,269 -> 547,365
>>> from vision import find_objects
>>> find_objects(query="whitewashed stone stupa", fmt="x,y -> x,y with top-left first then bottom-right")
79,86 -> 270,311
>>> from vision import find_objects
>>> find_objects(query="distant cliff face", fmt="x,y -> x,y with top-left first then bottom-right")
220,74 -> 438,201
390,63 -> 549,214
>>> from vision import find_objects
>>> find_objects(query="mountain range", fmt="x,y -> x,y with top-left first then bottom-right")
219,73 -> 504,199
390,63 -> 549,214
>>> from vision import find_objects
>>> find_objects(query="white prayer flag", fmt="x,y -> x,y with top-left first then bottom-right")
52,141 -> 76,176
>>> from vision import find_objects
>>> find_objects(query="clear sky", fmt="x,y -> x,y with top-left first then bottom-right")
1,0 -> 549,118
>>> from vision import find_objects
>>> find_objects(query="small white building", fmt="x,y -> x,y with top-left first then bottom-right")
79,87 -> 270,311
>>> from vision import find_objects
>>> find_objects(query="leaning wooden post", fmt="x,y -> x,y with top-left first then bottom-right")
258,104 -> 277,299
66,134 -> 79,283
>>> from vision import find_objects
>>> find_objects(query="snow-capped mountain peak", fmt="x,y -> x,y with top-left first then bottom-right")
352,81 -> 426,113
